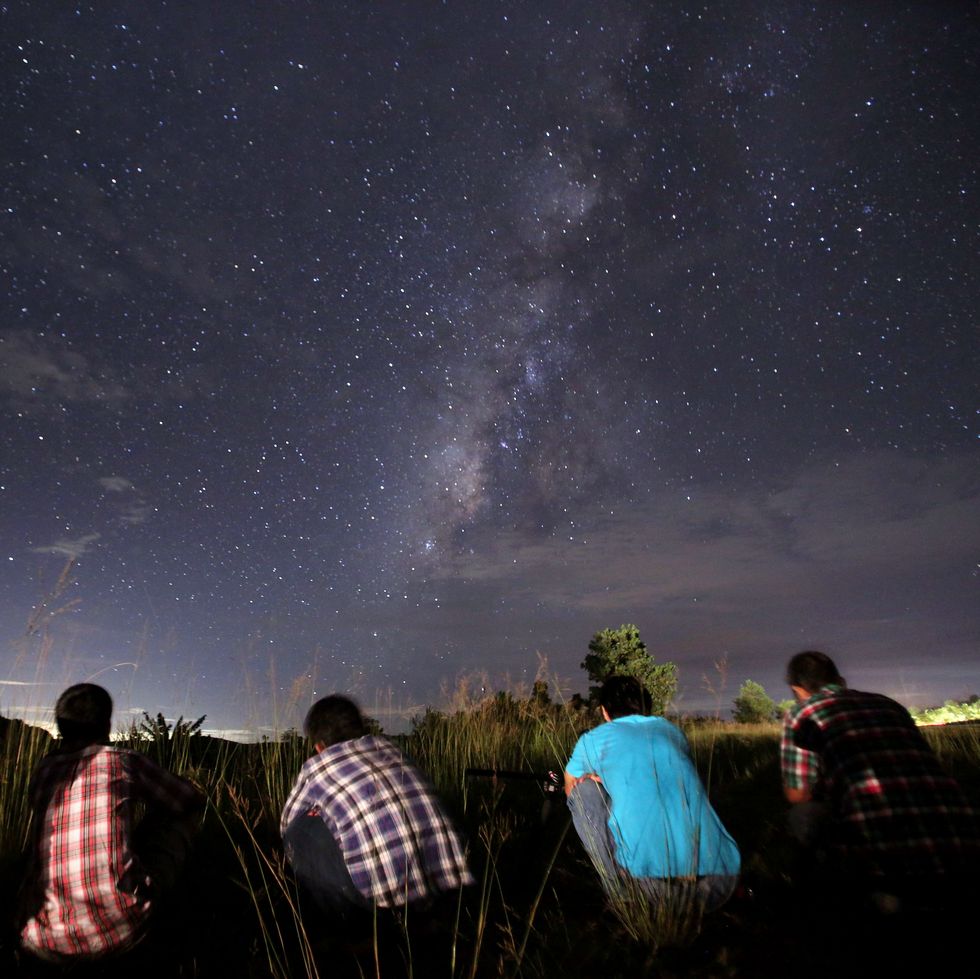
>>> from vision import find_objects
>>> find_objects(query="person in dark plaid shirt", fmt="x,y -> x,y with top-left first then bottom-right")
780,650 -> 979,884
18,683 -> 203,965
280,695 -> 472,919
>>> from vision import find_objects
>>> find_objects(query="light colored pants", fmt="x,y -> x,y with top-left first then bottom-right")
566,777 -> 737,911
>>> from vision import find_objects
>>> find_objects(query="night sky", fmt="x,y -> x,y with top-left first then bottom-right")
2,3 -> 978,738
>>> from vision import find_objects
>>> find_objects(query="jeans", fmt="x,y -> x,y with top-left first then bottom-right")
567,777 -> 737,912
282,814 -> 372,921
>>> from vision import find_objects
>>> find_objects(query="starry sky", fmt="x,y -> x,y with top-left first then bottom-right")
2,3 -> 978,738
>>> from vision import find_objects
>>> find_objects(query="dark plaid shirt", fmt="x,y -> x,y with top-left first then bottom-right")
781,684 -> 979,877
281,735 -> 472,906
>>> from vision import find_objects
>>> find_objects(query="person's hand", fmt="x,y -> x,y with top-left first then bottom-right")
563,770 -> 603,796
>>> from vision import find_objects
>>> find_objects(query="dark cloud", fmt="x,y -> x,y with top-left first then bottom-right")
0,330 -> 129,411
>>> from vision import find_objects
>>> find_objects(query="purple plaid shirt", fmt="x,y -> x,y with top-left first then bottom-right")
281,735 -> 472,907
781,684 -> 980,876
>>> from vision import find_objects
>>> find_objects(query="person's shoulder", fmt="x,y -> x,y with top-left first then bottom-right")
854,688 -> 904,708
818,685 -> 897,713
571,723 -> 603,752
42,742 -> 108,765
849,689 -> 917,723
616,713 -> 670,731
363,733 -> 394,749
783,698 -> 805,721
797,684 -> 846,711
593,714 -> 661,743
638,714 -> 690,749
799,685 -> 913,728
366,734 -> 420,770
319,733 -> 393,766
783,687 -> 836,728
342,733 -> 392,753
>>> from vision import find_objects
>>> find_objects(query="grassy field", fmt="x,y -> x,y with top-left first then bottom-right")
1,701 -> 978,978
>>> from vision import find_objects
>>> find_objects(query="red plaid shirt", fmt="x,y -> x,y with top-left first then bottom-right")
20,744 -> 201,958
781,684 -> 980,877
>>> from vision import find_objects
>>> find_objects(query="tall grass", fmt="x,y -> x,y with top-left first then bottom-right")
406,688 -> 592,801
0,719 -> 51,857
217,783 -> 321,979
5,692 -> 978,978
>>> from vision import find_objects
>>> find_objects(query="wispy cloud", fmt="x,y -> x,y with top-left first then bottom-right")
32,533 -> 101,559
99,476 -> 134,493
119,503 -> 153,526
0,330 -> 129,413
98,476 -> 154,527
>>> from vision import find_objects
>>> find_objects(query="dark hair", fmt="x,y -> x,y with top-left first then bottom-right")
599,675 -> 652,719
786,651 -> 845,693
55,683 -> 113,743
304,695 -> 367,748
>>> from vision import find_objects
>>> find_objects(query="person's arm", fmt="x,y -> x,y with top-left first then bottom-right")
280,757 -> 321,837
780,708 -> 821,805
16,759 -> 53,928
564,732 -> 604,797
129,750 -> 205,815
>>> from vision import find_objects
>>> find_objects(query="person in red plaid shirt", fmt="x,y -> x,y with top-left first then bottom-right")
18,683 -> 203,965
780,650 -> 979,888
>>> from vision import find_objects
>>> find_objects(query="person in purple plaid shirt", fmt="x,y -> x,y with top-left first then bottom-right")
781,650 -> 979,891
280,695 -> 472,923
18,683 -> 203,965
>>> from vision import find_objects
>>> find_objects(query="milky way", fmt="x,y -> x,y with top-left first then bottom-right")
2,3 -> 977,735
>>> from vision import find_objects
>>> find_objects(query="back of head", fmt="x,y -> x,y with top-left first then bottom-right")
55,683 -> 113,744
786,651 -> 845,694
304,695 -> 367,748
599,675 -> 652,719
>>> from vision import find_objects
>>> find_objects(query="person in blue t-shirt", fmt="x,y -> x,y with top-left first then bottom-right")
564,675 -> 740,909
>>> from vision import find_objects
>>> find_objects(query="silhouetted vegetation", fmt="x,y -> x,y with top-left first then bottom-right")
2,692 -> 977,977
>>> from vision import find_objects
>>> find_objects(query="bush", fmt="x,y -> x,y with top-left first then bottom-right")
732,680 -> 777,724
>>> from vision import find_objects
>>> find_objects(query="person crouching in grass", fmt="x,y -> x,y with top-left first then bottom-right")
780,650 -> 980,972
564,676 -> 740,914
280,694 -> 473,945
17,683 -> 203,968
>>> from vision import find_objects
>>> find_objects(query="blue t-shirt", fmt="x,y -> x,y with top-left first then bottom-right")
566,715 -> 740,879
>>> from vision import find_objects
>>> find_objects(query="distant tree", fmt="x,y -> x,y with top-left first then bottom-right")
732,680 -> 777,723
363,713 -> 384,737
531,679 -> 551,707
776,698 -> 796,716
581,624 -> 678,715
